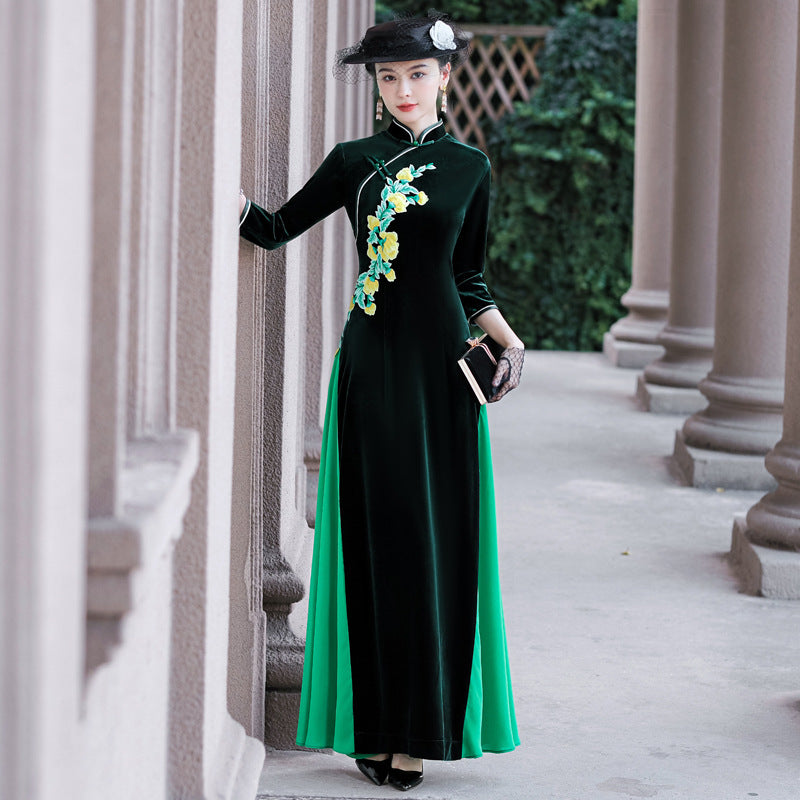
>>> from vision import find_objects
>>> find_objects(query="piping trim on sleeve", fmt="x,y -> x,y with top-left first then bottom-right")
239,199 -> 251,228
469,304 -> 498,323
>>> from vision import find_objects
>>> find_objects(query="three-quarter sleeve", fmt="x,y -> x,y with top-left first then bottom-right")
452,161 -> 498,323
239,143 -> 346,250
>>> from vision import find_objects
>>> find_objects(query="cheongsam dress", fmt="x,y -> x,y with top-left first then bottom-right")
239,117 -> 519,761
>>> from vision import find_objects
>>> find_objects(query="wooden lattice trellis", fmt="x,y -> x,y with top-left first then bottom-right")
449,24 -> 551,152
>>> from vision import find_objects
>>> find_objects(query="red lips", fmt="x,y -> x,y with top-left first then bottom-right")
396,104 -> 417,112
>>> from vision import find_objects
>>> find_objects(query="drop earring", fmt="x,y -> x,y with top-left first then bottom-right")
375,97 -> 383,121
440,87 -> 448,114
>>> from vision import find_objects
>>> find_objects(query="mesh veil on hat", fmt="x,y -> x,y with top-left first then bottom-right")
334,10 -> 471,82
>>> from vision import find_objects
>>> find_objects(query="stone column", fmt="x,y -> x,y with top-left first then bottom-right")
170,0 -> 265,795
230,0 -> 270,743
673,0 -> 796,490
636,0 -> 723,414
603,0 -> 676,369
253,0 -> 310,752
0,3 -> 93,798
730,7 -> 800,598
302,0 -> 337,528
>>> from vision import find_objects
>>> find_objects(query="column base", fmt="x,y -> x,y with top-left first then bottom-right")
603,331 -> 665,370
672,430 -> 777,490
744,440 -> 800,550
730,515 -> 800,599
635,375 -> 707,414
265,690 -> 304,750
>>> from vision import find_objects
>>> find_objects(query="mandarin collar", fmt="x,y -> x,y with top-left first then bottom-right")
386,117 -> 447,145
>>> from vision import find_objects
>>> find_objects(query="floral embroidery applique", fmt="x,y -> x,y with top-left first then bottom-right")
350,162 -> 434,317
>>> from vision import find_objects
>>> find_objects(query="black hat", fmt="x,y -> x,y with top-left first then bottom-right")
335,11 -> 470,81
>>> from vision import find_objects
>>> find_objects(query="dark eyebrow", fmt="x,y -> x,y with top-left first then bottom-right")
377,63 -> 430,74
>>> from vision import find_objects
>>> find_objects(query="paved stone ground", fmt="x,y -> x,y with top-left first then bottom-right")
257,352 -> 800,800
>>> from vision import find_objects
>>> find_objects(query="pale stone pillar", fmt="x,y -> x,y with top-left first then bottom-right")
673,0 -> 796,490
249,0 -> 311,752
170,0 -> 264,795
229,0 -> 270,743
603,0 -> 675,369
301,2 -> 330,526
636,0 -> 723,414
730,8 -> 800,598
0,3 -> 93,798
240,0 -> 374,751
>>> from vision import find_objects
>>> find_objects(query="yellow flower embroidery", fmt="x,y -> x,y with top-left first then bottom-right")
349,161 -> 435,317
387,192 -> 409,213
378,231 -> 399,261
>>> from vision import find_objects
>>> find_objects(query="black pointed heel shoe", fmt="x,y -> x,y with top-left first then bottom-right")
387,765 -> 424,792
355,756 -> 391,786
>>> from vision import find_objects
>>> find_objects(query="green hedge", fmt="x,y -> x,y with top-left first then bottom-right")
483,7 -> 637,350
375,1 -> 635,25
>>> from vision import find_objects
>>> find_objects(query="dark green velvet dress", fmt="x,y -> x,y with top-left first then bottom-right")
240,117 -> 519,761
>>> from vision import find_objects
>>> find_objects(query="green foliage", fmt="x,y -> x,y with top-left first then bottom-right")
615,0 -> 638,22
483,8 -> 637,350
376,0 -> 635,25
535,6 -> 637,109
375,2 -> 564,24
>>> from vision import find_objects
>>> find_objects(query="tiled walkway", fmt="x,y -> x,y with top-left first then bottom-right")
257,352 -> 800,800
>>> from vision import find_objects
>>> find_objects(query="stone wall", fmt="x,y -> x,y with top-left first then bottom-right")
0,0 -> 372,798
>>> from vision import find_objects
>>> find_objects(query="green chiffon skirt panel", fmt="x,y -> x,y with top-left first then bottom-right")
295,350 -> 357,756
295,350 -> 519,759
461,410 -> 520,756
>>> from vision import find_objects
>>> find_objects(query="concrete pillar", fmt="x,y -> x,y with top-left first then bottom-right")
170,0 -> 264,795
240,0 -> 373,751
603,0 -> 676,369
730,8 -> 800,598
229,0 -> 272,743
0,3 -> 93,799
302,0 -> 330,527
636,0 -> 724,415
673,0 -> 796,490
247,0 -> 310,752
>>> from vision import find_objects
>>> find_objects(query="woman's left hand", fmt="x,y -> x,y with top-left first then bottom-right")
470,307 -> 524,401
489,346 -> 524,402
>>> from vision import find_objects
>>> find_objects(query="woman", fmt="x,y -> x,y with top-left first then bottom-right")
239,12 -> 523,792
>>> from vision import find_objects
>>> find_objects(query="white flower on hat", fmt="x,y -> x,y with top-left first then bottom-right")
429,20 -> 457,51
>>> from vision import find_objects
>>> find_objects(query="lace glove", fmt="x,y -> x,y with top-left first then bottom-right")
489,347 -> 524,402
